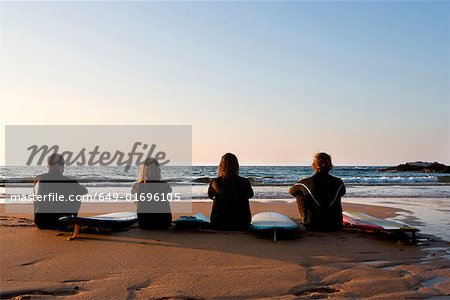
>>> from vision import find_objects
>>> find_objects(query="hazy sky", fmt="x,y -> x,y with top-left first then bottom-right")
1,2 -> 449,166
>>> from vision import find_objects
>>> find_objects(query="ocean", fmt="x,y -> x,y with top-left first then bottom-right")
1,165 -> 450,199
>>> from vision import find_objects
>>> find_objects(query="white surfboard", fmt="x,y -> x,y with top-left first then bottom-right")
343,211 -> 418,232
59,212 -> 138,240
250,212 -> 299,242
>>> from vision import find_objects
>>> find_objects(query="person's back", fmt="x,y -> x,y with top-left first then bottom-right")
132,158 -> 172,229
208,153 -> 254,230
132,181 -> 172,229
34,154 -> 87,230
289,153 -> 345,231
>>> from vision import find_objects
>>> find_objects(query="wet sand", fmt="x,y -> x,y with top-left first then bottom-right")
1,200 -> 449,299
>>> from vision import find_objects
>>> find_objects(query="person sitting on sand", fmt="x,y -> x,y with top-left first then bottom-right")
208,153 -> 254,230
132,158 -> 172,229
34,153 -> 88,230
289,152 -> 346,231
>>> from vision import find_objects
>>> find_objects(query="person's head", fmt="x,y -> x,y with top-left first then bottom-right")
47,153 -> 65,174
312,152 -> 333,174
218,153 -> 239,180
138,158 -> 161,183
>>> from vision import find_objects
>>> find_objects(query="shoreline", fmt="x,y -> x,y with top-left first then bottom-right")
2,197 -> 449,241
1,200 -> 449,299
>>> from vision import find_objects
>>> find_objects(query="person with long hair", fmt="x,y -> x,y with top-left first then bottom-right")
208,153 -> 254,229
132,158 -> 172,229
289,152 -> 346,231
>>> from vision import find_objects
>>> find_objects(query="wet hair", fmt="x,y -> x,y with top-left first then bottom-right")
218,153 -> 239,180
138,158 -> 161,183
47,153 -> 65,166
312,152 -> 333,173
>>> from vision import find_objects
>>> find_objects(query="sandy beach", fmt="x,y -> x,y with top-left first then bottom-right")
2,0 -> 449,298
1,200 -> 449,299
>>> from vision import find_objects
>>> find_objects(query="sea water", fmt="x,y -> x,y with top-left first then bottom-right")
2,165 -> 449,199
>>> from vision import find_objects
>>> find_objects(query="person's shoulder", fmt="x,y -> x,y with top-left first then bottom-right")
132,181 -> 145,189
238,176 -> 251,184
134,181 -> 149,187
299,176 -> 313,184
160,181 -> 172,191
132,181 -> 141,188
60,175 -> 79,183
34,173 -> 47,181
34,173 -> 73,181
294,175 -> 315,191
329,174 -> 344,184
156,180 -> 171,187
209,177 -> 220,184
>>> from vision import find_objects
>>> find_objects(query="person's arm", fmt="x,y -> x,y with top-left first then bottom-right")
72,196 -> 82,214
208,179 -> 217,200
80,184 -> 88,195
296,195 -> 306,223
34,181 -> 40,196
162,182 -> 173,194
246,179 -> 254,199
75,181 -> 88,195
288,183 -> 304,197
341,183 -> 346,197
131,183 -> 138,194
33,176 -> 42,196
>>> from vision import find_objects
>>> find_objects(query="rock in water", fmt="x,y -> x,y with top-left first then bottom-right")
379,162 -> 450,173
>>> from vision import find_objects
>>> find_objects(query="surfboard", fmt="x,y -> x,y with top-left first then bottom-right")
173,213 -> 211,229
343,211 -> 419,240
59,212 -> 138,240
250,212 -> 299,242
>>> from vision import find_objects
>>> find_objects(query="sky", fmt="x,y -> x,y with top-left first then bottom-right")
1,1 -> 449,166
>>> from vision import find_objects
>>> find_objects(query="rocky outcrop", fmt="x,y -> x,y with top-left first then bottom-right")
379,162 -> 450,173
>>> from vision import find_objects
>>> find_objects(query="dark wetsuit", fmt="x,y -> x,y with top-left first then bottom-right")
208,176 -> 254,230
289,172 -> 345,231
34,172 -> 87,230
132,181 -> 172,229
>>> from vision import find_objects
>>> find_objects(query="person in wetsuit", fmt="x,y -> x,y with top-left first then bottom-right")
132,158 -> 172,229
34,154 -> 88,230
208,153 -> 254,230
289,152 -> 345,231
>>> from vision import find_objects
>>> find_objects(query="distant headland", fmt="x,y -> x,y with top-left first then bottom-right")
379,162 -> 450,173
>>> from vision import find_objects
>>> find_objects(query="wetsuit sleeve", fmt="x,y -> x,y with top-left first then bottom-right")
208,179 -> 217,200
164,183 -> 173,194
288,183 -> 304,197
74,182 -> 88,195
296,196 -> 306,223
34,181 -> 40,196
131,183 -> 138,194
246,179 -> 254,199
340,181 -> 346,197
33,176 -> 42,196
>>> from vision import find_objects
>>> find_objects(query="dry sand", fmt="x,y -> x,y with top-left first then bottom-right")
0,200 -> 449,299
